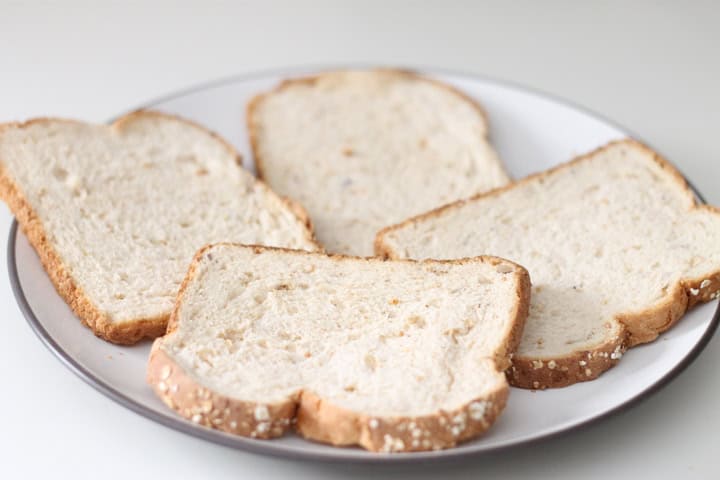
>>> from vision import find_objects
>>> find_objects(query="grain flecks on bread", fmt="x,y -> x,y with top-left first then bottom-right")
248,69 -> 510,257
376,139 -> 720,389
0,112 -> 319,344
148,244 -> 530,452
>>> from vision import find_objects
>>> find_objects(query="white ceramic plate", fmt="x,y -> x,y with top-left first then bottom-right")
9,66 -> 719,463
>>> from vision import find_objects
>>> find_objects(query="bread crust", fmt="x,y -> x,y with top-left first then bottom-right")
148,343 -> 298,438
376,139 -> 720,389
148,243 -> 530,452
0,162 -> 168,344
246,68 -> 510,203
0,112 -> 319,344
295,387 -> 508,452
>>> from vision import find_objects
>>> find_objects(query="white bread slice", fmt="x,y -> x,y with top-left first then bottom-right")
247,69 -> 510,257
377,139 -> 720,389
0,112 -> 319,344
147,244 -> 530,452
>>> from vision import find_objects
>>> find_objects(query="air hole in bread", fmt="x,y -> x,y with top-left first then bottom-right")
52,165 -> 68,181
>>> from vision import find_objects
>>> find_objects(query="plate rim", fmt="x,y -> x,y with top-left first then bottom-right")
8,64 -> 720,464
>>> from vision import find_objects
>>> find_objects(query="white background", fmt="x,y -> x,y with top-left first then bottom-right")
1,1 -> 719,478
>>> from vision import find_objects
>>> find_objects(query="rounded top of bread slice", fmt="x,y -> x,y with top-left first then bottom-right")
0,111 -> 319,343
248,69 -> 510,256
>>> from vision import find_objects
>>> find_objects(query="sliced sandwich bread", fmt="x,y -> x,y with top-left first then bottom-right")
376,139 -> 720,388
247,69 -> 510,256
0,112 -> 319,344
148,244 -> 530,452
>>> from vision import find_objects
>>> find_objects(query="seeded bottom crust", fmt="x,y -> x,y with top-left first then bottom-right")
296,388 -> 509,452
148,343 -> 510,452
508,273 -> 720,389
148,344 -> 298,438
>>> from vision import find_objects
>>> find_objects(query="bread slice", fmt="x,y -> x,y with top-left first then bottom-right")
147,244 -> 530,452
0,112 -> 319,344
247,69 -> 510,256
377,139 -> 720,389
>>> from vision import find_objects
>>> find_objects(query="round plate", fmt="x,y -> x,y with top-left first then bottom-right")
9,66 -> 719,463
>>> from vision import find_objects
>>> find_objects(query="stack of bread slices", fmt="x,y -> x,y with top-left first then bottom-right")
2,69 -> 719,453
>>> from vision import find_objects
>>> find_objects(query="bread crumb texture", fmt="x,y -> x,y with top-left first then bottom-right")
148,245 -> 530,452
378,139 -> 720,388
0,112 -> 317,343
249,69 -> 509,256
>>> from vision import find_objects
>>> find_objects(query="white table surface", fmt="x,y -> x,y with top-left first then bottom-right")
1,1 -> 719,478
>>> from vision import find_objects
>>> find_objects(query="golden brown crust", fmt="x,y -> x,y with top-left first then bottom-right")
376,139 -> 720,389
497,268 -> 531,370
0,111 -> 319,344
246,67 -> 509,203
149,344 -> 507,452
296,386 -> 508,452
278,195 -> 321,250
246,93 -> 268,179
116,110 -> 246,168
508,335 -> 627,389
163,244 -> 211,337
192,241 -> 529,271
148,243 -> 529,452
375,139 -> 697,251
148,344 -> 297,438
0,164 -> 167,344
